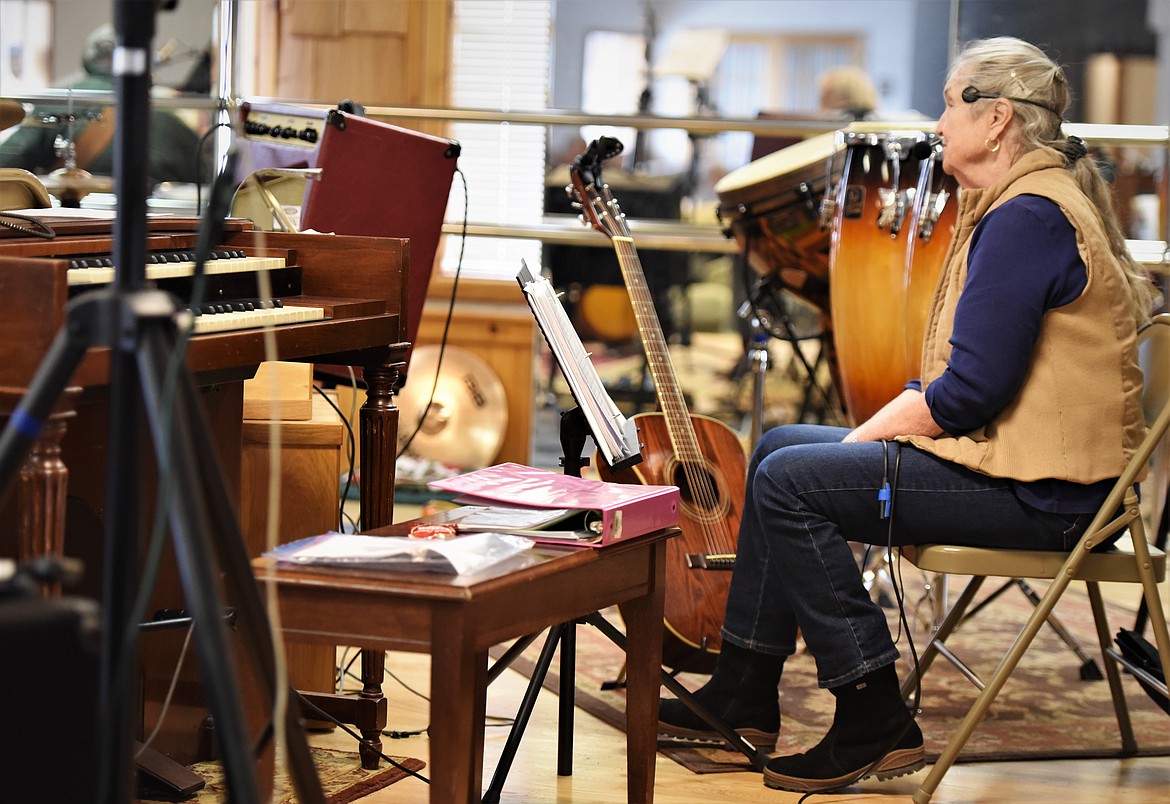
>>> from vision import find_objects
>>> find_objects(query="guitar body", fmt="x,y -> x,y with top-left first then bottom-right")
598,411 -> 747,672
569,137 -> 749,674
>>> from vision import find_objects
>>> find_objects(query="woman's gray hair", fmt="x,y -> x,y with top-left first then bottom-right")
951,37 -> 1155,325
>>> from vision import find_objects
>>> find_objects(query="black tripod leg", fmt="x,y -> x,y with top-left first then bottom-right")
959,578 -> 1016,622
482,624 -> 566,804
136,325 -> 260,803
557,623 -> 576,776
1013,579 -> 1103,680
0,292 -> 134,800
487,632 -> 542,684
169,347 -> 324,802
583,612 -> 768,771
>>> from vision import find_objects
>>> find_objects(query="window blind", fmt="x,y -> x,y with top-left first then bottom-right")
444,0 -> 552,280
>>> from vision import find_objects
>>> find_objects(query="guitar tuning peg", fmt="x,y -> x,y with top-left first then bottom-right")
570,201 -> 583,210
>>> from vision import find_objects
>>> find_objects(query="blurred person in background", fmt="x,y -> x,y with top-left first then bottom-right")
0,23 -> 204,187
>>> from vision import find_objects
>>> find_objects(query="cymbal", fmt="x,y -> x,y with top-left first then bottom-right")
0,99 -> 25,130
396,345 -> 508,469
41,166 -> 113,203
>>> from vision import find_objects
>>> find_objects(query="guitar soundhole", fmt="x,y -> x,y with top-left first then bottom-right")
671,460 -> 726,519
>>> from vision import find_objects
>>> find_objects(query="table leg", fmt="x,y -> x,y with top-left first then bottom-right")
430,616 -> 487,803
618,542 -> 666,804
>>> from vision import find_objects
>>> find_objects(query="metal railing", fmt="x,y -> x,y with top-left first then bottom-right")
4,91 -> 1168,265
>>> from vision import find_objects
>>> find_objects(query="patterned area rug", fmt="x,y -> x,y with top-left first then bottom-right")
139,747 -> 425,802
494,584 -> 1170,774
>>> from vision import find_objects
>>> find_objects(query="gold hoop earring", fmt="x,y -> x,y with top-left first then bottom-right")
985,137 -> 1001,153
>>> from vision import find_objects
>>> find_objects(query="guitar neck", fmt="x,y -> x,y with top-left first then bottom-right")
612,235 -> 704,463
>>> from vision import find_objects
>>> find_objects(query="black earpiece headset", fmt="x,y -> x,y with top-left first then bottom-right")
961,84 -> 1060,116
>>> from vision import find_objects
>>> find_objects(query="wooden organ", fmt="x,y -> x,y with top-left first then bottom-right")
0,214 -> 408,763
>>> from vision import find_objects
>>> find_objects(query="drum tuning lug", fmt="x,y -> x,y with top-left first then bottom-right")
819,199 -> 837,229
878,188 -> 912,235
797,182 -> 817,216
916,190 -> 949,242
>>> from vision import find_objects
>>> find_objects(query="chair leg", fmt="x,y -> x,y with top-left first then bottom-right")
1085,582 -> 1137,752
913,569 -> 1080,803
1141,587 -> 1170,700
929,572 -> 948,631
1129,531 -> 1170,700
901,575 -> 986,701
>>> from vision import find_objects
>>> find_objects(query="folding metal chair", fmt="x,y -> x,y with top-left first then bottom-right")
901,313 -> 1170,804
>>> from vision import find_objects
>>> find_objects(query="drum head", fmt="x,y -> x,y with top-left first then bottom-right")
716,131 -> 838,196
715,131 -> 839,220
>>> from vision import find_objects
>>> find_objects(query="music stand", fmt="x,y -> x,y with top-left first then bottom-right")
475,265 -> 764,802
0,2 -> 322,802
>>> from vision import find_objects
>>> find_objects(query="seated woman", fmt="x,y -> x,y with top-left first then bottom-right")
658,36 -> 1155,794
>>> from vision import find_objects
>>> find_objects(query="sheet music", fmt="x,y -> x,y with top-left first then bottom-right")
518,261 -> 641,469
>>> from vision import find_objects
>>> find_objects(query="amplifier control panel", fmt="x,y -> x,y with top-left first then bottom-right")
242,110 -> 322,147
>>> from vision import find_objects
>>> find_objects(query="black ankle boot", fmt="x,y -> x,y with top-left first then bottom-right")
657,641 -> 783,751
762,663 -> 924,792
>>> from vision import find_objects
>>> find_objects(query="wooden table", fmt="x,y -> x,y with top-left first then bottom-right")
252,523 -> 675,803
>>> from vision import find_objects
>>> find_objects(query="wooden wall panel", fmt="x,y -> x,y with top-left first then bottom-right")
263,0 -> 451,108
342,0 -> 409,34
283,0 -> 342,36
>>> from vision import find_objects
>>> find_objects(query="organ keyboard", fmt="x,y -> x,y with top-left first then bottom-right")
186,299 -> 325,333
65,249 -> 287,285
0,212 -> 410,764
0,214 -> 409,389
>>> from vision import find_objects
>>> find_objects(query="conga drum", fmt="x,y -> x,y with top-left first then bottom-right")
827,128 -> 954,424
715,131 -> 839,316
904,137 -> 958,374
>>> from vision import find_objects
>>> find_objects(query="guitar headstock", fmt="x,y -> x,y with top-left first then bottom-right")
567,136 -> 630,241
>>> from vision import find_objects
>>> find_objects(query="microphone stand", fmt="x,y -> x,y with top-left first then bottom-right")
0,1 -> 323,801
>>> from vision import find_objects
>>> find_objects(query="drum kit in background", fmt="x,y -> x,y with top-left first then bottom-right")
0,99 -> 114,207
716,123 -> 958,426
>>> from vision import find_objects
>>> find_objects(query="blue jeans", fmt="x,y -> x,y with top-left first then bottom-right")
722,424 -> 1092,688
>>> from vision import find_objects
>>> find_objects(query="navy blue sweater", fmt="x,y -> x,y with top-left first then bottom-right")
911,194 -> 1116,513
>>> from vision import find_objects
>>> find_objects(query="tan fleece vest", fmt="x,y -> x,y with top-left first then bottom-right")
899,148 -> 1146,483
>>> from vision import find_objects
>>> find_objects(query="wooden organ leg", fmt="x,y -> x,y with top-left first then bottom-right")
250,355 -> 406,779
16,392 -> 78,598
359,361 -> 401,530
356,360 -> 401,769
273,358 -> 402,770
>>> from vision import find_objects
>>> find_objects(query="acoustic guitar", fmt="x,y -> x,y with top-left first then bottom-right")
568,138 -> 747,672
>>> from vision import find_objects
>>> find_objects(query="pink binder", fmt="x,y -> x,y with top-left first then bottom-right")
428,463 -> 679,547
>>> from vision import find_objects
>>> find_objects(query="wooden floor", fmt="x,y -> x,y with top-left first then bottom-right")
305,646 -> 1169,804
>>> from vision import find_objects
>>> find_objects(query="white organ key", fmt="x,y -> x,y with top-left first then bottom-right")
188,304 -> 324,334
66,252 -> 287,286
